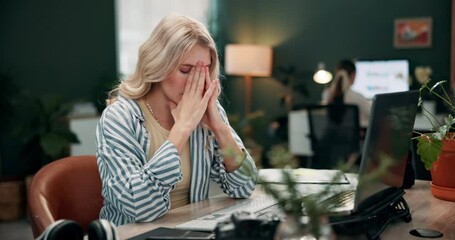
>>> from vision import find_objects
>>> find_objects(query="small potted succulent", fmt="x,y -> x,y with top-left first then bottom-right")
414,80 -> 455,201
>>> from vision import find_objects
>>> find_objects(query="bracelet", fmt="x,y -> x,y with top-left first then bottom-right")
235,148 -> 248,166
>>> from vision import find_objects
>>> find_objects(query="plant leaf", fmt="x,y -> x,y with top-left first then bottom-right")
416,136 -> 442,170
429,80 -> 447,92
53,129 -> 80,143
40,133 -> 70,159
444,115 -> 455,128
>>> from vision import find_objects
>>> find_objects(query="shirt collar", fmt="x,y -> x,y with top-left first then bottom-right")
117,94 -> 145,122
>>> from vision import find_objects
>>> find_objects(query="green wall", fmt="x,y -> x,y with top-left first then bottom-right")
0,0 -> 117,103
218,0 -> 451,120
2,0 -> 450,121
0,0 -> 451,174
216,0 -> 451,165
1,0 -> 451,120
1,0 -> 116,176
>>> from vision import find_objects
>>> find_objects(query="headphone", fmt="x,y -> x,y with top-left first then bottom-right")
88,219 -> 119,240
36,219 -> 118,240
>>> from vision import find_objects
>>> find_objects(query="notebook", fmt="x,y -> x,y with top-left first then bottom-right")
325,90 -> 419,214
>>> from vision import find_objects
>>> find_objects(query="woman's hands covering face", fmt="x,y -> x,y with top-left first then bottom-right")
169,62 -> 242,171
169,62 -> 217,132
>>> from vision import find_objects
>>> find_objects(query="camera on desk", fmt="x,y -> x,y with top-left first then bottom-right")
215,211 -> 281,240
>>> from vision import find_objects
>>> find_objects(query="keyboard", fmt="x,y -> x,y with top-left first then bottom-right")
322,190 -> 356,213
175,195 -> 279,232
323,190 -> 355,206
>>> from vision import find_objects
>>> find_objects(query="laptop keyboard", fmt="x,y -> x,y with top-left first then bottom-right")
175,190 -> 357,232
175,195 -> 280,232
323,190 -> 356,206
322,190 -> 356,212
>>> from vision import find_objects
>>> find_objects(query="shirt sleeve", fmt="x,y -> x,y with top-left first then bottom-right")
346,89 -> 372,127
209,102 -> 258,198
96,103 -> 182,223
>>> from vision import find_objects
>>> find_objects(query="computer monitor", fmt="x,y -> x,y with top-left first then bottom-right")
351,59 -> 410,99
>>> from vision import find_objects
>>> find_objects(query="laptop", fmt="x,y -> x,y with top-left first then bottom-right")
325,90 -> 419,215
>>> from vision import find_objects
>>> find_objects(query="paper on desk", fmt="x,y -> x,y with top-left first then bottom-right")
258,168 -> 349,184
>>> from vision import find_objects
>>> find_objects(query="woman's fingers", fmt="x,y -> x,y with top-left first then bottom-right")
184,65 -> 196,95
195,63 -> 206,94
210,80 -> 219,105
185,62 -> 206,95
202,79 -> 217,104
204,66 -> 211,91
176,63 -> 208,110
190,62 -> 200,92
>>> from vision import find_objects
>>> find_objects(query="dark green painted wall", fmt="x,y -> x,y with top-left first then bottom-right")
1,0 -> 116,176
1,0 -> 117,103
1,0 -> 450,119
218,0 -> 451,121
0,0 -> 451,174
216,0 -> 451,164
1,0 -> 451,118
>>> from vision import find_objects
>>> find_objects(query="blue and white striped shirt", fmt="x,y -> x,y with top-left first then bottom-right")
96,95 -> 257,226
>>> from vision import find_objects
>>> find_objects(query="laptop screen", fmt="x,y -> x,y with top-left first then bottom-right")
354,90 -> 419,210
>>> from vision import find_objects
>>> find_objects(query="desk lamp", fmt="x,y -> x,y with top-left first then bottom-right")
225,44 -> 273,114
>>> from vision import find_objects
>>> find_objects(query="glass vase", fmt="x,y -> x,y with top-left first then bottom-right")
275,214 -> 335,240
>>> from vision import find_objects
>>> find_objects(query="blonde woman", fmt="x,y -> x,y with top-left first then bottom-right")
96,14 -> 257,226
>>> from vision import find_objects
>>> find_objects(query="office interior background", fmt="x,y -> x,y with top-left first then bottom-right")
0,0 -> 453,196
0,0 -> 453,238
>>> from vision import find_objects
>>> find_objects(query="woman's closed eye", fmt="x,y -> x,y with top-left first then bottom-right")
180,66 -> 192,74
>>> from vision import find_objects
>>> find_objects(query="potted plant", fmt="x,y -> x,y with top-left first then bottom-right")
414,80 -> 455,201
15,94 -> 80,190
0,72 -> 80,220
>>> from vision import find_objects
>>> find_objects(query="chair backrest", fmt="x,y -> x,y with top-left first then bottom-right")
28,155 -> 103,238
307,104 -> 360,169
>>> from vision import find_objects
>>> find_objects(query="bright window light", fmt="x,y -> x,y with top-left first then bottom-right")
115,0 -> 210,76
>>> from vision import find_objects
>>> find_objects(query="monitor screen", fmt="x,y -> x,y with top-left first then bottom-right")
351,59 -> 410,99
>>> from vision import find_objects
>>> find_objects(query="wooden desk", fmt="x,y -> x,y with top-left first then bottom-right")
380,180 -> 455,239
117,180 -> 455,239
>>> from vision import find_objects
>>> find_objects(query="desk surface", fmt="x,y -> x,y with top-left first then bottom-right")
117,180 -> 455,240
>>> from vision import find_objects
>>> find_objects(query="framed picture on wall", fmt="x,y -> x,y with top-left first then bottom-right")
394,17 -> 432,48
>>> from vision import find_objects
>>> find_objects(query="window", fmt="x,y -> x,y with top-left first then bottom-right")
115,0 -> 211,75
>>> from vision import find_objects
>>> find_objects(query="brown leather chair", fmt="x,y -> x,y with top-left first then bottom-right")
28,155 -> 104,238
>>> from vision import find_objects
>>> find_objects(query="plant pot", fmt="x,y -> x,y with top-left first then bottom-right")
0,178 -> 25,221
430,137 -> 455,201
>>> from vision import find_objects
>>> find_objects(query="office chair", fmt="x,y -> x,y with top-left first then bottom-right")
28,155 -> 104,238
307,104 -> 361,170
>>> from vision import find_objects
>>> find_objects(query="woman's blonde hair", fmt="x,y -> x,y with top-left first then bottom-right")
107,14 -> 220,104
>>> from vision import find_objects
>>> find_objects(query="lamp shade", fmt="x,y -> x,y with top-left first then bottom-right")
225,44 -> 272,77
313,62 -> 333,84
